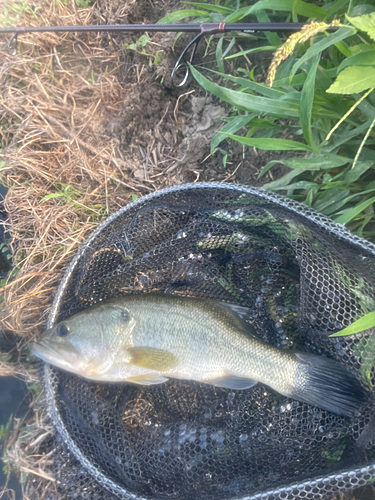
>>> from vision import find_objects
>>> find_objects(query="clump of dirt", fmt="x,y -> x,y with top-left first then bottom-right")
105,84 -> 233,185
99,22 -> 290,188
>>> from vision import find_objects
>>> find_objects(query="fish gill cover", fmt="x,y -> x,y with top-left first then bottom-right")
42,183 -> 375,500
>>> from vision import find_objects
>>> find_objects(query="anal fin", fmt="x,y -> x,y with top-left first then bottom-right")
207,375 -> 258,390
126,373 -> 169,385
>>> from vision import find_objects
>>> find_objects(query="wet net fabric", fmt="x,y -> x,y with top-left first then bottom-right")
44,183 -> 375,500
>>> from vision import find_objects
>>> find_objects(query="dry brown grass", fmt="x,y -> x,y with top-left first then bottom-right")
0,0 -> 157,344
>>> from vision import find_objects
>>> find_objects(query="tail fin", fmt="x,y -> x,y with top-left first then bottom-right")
293,353 -> 367,418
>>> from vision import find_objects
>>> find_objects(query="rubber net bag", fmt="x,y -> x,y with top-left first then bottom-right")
42,183 -> 375,500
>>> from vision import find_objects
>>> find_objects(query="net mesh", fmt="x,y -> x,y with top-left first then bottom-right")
43,183 -> 375,500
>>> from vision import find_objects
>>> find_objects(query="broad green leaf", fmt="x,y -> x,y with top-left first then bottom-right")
330,311 -> 375,336
262,169 -> 302,189
356,93 -> 375,119
327,66 -> 375,94
272,180 -> 317,191
350,44 -> 375,55
223,133 -> 313,151
334,195 -> 375,224
341,161 -> 374,183
206,69 -> 285,98
211,114 -> 257,151
225,0 -> 327,23
259,154 -> 350,179
157,9 -> 209,23
292,154 -> 348,170
324,118 -> 375,151
350,5 -> 375,17
338,47 -> 375,72
189,65 -> 301,117
256,10 -> 282,47
222,37 -> 236,60
305,185 -> 320,206
318,188 -> 375,215
327,0 -> 354,18
347,12 -> 375,41
300,54 -> 320,151
216,37 -> 225,73
314,189 -> 351,213
183,2 -> 233,15
291,27 -> 354,79
225,45 -> 276,60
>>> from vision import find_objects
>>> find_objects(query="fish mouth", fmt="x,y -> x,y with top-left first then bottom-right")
30,340 -> 83,374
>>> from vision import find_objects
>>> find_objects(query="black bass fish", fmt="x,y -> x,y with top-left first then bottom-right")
31,295 -> 366,417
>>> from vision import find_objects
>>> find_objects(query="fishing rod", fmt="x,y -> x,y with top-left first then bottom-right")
0,22 -> 336,86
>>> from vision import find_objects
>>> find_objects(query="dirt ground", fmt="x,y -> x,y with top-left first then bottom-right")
84,0 -> 287,189
0,0 -> 374,498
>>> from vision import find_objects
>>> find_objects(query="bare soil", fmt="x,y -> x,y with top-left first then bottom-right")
93,0 -> 287,188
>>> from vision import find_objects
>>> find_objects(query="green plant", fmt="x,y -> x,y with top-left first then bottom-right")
75,0 -> 94,7
0,242 -> 12,263
0,414 -> 13,444
124,35 -> 164,67
39,182 -> 104,215
88,69 -> 96,85
165,1 -> 375,240
330,311 -> 375,337
0,0 -> 40,27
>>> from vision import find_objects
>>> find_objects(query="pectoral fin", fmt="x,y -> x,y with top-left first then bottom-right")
127,373 -> 169,385
208,375 -> 258,390
128,346 -> 179,371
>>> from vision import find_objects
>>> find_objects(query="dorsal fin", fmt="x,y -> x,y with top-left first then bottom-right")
216,301 -> 256,334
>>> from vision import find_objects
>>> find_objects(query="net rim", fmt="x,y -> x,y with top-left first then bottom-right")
43,182 -> 375,500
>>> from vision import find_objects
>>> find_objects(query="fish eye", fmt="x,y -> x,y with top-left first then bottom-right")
56,323 -> 69,338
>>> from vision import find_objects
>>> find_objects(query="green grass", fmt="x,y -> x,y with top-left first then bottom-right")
0,0 -> 40,27
162,0 -> 375,241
